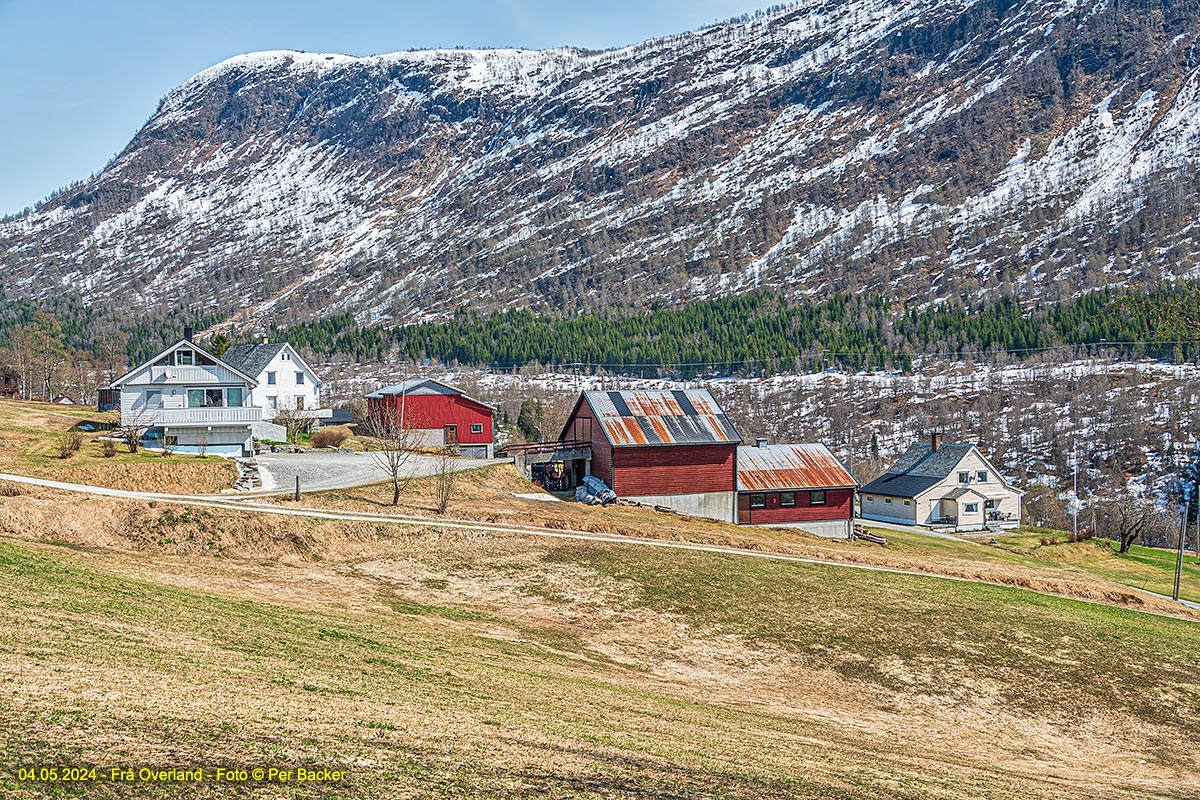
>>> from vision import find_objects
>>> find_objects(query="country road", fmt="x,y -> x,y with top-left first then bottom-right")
3,470 -> 1197,620
251,450 -> 498,495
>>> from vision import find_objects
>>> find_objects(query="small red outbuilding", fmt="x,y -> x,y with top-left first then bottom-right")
736,441 -> 857,538
366,378 -> 494,458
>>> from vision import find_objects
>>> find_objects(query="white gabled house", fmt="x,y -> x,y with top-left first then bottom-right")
220,341 -> 331,427
109,335 -> 262,457
858,433 -> 1023,532
108,333 -> 331,456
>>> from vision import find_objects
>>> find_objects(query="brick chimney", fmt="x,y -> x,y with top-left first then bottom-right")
931,431 -> 942,452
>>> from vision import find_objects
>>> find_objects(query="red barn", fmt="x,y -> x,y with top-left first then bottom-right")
366,378 -> 495,458
736,441 -> 857,537
560,389 -> 742,522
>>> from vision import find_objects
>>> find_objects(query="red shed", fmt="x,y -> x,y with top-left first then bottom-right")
366,378 -> 495,458
736,441 -> 857,537
560,389 -> 742,522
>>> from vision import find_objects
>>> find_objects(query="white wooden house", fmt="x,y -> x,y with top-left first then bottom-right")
221,341 -> 331,429
858,434 -> 1022,531
108,334 -> 330,456
109,336 -> 261,457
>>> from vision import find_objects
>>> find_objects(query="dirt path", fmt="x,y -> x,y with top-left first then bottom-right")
3,470 -> 1197,622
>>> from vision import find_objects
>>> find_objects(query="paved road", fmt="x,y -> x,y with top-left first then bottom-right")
251,451 -> 499,494
0,470 -> 1196,622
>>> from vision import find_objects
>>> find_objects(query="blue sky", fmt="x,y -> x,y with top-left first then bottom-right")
0,0 -> 764,215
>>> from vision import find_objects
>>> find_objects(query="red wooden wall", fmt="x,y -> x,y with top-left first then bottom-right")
367,393 -> 493,444
612,443 -> 737,496
736,488 -> 853,525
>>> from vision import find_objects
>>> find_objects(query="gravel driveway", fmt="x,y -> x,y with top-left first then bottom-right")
254,450 -> 499,494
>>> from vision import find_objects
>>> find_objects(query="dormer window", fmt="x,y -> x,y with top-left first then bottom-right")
175,349 -> 194,366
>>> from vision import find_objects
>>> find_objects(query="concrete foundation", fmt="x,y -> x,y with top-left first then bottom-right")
761,519 -> 854,539
625,491 -> 735,523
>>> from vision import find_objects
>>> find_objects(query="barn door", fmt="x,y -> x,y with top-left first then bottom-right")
444,425 -> 458,445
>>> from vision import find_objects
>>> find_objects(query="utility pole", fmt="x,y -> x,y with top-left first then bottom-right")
1174,502 -> 1188,602
1072,440 -> 1079,540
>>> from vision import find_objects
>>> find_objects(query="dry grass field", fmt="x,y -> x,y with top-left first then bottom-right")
1,475 -> 1199,799
0,399 -> 234,493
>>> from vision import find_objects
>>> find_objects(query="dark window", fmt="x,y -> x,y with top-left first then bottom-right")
810,490 -> 826,505
267,372 -> 277,385
295,372 -> 305,385
750,494 -> 766,509
977,470 -> 988,482
470,423 -> 483,434
780,491 -> 796,507
964,503 -> 979,514
959,471 -> 970,484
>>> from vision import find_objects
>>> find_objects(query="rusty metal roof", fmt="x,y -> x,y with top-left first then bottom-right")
581,390 -> 742,447
736,443 -> 857,491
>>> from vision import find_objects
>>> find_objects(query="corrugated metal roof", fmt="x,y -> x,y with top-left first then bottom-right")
366,378 -> 496,411
582,390 -> 742,447
736,443 -> 857,491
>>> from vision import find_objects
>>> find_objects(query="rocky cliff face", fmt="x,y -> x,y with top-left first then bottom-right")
3,0 -> 1199,326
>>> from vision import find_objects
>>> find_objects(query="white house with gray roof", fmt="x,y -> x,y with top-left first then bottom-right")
109,335 -> 262,457
109,334 -> 330,456
858,434 -> 1022,531
221,341 -> 331,428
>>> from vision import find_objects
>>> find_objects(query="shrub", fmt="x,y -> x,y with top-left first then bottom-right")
0,482 -> 23,497
58,432 -> 83,459
101,439 -> 117,458
311,429 -> 349,448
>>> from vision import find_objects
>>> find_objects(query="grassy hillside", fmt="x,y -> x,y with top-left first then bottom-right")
2,492 -> 1199,798
993,532 -> 1200,604
0,399 -> 234,492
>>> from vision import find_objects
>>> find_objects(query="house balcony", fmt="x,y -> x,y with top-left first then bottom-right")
144,407 -> 263,427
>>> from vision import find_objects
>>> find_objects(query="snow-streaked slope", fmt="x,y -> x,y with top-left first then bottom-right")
3,0 -> 1199,325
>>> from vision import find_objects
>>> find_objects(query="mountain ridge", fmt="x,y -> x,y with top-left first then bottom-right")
3,0 -> 1199,328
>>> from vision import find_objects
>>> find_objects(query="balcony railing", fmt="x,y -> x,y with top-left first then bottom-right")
145,406 -> 262,426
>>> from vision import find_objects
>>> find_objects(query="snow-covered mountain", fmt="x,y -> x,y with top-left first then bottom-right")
3,0 -> 1200,326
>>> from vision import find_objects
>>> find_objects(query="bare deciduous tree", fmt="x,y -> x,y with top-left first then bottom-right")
361,407 -> 420,506
433,446 -> 457,515
271,396 -> 308,445
195,434 -> 209,457
118,414 -> 154,454
1096,490 -> 1158,554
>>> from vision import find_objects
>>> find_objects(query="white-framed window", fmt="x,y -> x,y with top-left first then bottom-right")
780,491 -> 796,507
964,503 -> 979,514
958,471 -> 970,484
885,498 -> 893,504
175,349 -> 194,366
144,389 -> 161,408
865,496 -> 874,503
976,470 -> 988,482
281,352 -> 290,361
267,395 -> 277,410
903,499 -> 911,506
295,372 -> 305,385
750,494 -> 766,509
810,490 -> 826,505
267,372 -> 276,385
470,423 -> 483,434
